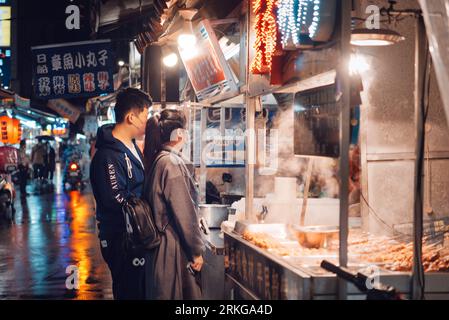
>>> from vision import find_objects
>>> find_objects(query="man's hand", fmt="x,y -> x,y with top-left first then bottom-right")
191,255 -> 204,272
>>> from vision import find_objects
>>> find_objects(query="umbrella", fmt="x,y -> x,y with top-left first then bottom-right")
36,135 -> 55,141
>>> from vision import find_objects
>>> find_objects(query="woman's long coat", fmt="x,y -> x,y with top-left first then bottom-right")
144,147 -> 205,300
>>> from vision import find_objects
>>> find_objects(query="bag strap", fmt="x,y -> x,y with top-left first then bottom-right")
124,153 -> 132,196
124,151 -> 166,199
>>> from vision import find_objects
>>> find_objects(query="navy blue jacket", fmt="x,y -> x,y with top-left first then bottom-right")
90,124 -> 145,237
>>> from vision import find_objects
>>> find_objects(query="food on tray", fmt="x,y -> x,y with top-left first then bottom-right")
355,240 -> 449,273
242,231 -> 280,249
240,227 -> 449,272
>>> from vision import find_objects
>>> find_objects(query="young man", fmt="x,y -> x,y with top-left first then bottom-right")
90,88 -> 151,300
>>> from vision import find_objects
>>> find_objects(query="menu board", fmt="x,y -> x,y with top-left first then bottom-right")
294,84 -> 339,158
178,19 -> 239,103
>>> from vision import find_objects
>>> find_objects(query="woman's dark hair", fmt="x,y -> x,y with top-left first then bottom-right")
144,109 -> 187,168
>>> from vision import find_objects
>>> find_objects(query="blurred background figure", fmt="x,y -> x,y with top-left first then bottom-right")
31,140 -> 46,182
47,142 -> 56,182
18,140 -> 30,197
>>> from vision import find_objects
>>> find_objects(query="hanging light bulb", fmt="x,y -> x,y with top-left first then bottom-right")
162,53 -> 179,67
177,9 -> 198,50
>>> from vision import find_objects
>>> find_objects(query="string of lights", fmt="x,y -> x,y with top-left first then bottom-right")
250,0 -> 279,74
277,0 -> 322,48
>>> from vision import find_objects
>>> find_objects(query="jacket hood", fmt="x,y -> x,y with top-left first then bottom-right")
95,124 -> 128,153
95,124 -> 145,169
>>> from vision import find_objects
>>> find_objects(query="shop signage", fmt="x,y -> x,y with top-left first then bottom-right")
0,3 -> 11,88
0,47 -> 11,88
178,19 -> 238,104
0,5 -> 10,47
47,99 -> 81,124
83,115 -> 99,137
32,40 -> 114,100
14,94 -> 30,108
193,108 -> 245,167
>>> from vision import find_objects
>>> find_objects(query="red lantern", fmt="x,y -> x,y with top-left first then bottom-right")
0,116 -> 22,145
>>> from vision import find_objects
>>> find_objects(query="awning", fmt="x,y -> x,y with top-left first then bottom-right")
0,88 -> 14,99
99,0 -> 155,33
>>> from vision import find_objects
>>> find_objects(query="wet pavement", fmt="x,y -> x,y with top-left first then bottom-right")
0,165 -> 113,300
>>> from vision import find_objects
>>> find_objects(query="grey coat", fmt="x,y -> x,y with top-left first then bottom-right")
144,147 -> 205,300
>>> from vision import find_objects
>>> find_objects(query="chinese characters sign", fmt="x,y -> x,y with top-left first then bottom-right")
32,40 -> 114,99
0,48 -> 11,88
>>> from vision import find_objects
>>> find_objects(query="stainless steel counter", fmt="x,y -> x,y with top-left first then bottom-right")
202,229 -> 226,299
224,230 -> 449,300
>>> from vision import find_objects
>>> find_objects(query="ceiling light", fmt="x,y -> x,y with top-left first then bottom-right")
351,28 -> 405,46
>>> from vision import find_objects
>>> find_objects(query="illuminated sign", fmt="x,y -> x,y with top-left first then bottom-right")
0,47 -> 11,88
0,6 -> 11,47
178,19 -> 238,103
32,40 -> 114,99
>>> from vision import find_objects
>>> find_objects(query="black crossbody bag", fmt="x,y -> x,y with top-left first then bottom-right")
122,153 -> 165,251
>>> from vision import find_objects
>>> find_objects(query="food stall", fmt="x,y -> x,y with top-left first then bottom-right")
221,0 -> 449,300
141,0 -> 449,300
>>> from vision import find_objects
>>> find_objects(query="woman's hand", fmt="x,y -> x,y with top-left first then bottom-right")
191,255 -> 204,272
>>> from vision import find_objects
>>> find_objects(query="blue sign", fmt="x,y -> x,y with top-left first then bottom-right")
32,40 -> 114,99
0,47 -> 11,88
194,108 -> 245,168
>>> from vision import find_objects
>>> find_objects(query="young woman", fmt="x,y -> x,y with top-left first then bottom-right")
143,109 -> 205,300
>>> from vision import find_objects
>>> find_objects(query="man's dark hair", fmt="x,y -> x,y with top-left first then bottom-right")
114,88 -> 153,123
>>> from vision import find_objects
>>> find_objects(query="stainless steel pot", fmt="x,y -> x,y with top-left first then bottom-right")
198,204 -> 229,229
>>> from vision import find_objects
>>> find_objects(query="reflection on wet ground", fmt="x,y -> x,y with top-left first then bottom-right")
0,166 -> 112,300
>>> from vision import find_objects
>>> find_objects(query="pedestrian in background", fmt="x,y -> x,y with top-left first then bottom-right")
18,140 -> 30,197
31,140 -> 46,181
47,143 -> 56,181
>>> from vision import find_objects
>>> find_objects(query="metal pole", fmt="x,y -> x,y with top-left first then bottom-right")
338,0 -> 352,300
200,108 -> 208,203
245,97 -> 256,222
221,107 -> 226,166
412,15 -> 426,300
244,0 -> 256,222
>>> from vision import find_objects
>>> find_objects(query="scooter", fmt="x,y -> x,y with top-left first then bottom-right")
63,159 -> 84,191
0,146 -> 17,223
0,172 -> 16,223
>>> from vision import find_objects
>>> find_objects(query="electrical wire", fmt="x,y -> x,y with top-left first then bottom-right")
361,189 -> 448,240
413,33 -> 431,300
360,191 -> 411,239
